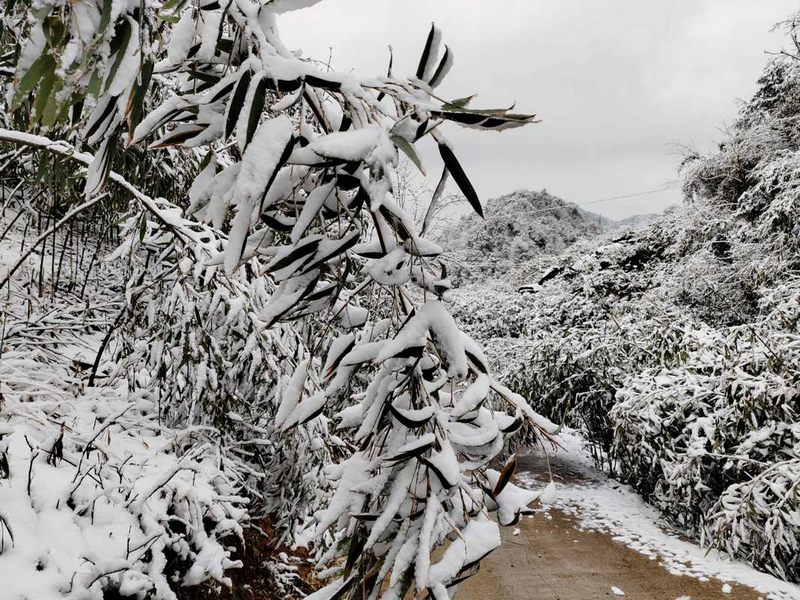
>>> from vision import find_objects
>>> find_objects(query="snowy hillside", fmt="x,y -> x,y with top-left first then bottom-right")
439,189 -> 609,283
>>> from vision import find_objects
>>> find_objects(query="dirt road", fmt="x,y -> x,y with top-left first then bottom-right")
457,444 -> 768,600
458,507 -> 761,600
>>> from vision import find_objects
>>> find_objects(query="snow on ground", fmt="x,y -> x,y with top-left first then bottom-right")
0,224 -> 248,599
517,430 -> 800,600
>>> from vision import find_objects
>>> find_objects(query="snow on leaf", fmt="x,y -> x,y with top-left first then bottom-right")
275,360 -> 308,429
376,300 -> 468,379
426,516 -> 500,588
364,462 -> 415,549
310,126 -> 387,162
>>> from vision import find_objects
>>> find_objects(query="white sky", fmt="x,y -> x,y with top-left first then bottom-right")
279,1 -> 798,219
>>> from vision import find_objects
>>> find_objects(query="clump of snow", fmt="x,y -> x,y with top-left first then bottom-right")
310,126 -> 389,163
538,481 -> 557,504
426,516 -> 500,591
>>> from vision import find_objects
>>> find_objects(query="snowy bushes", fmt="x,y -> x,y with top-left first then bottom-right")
0,219 -> 250,598
0,384 -> 244,599
611,28 -> 800,580
597,71 -> 800,577
505,319 -> 688,470
0,350 -> 247,599
454,202 -> 800,580
706,458 -> 800,581
448,285 -> 539,343
450,225 -> 694,466
0,364 -> 245,600
612,320 -> 800,580
114,213 -> 329,538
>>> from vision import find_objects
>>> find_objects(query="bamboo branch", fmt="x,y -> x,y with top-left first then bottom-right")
0,127 -> 198,256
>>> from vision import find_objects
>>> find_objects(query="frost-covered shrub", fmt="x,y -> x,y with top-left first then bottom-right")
0,330 -> 246,599
681,52 -> 800,211
0,216 -> 250,598
505,319 -> 689,469
706,458 -> 800,581
737,149 -> 800,260
601,52 -> 800,576
611,319 -> 800,579
113,214 -> 329,539
450,224 -> 693,467
607,32 -> 800,581
449,285 -> 540,342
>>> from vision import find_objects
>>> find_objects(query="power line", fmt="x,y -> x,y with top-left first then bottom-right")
576,185 -> 677,206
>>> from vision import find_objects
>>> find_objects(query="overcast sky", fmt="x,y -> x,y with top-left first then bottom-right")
279,1 -> 797,219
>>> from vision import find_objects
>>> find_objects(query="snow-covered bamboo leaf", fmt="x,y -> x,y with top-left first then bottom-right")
104,18 -> 134,94
267,237 -> 321,275
150,124 -> 206,148
297,230 -> 360,277
125,60 -> 154,133
389,403 -> 434,429
415,22 -> 441,81
85,136 -> 115,198
428,45 -> 452,88
383,434 -> 436,465
225,69 -> 252,139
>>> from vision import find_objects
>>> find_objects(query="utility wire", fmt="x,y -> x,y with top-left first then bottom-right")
576,184 -> 678,206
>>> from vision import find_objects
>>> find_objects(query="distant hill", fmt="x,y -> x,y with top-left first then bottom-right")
438,189 -> 609,283
611,213 -> 660,228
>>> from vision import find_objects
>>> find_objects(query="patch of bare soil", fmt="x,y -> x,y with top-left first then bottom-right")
175,518 -> 320,600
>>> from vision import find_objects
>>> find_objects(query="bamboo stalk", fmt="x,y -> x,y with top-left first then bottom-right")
0,193 -> 110,291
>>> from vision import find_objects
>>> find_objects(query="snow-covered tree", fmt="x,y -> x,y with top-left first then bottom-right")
0,1 -> 556,598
